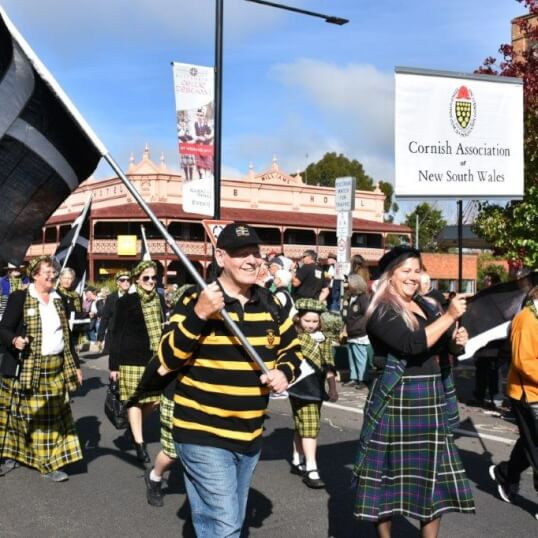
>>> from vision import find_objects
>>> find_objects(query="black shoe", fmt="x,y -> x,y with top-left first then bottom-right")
303,469 -> 325,489
290,462 -> 305,476
135,442 -> 151,463
355,382 -> 367,390
0,459 -> 18,475
144,468 -> 164,507
489,464 -> 518,503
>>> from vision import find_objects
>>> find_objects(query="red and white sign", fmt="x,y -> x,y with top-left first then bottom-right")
202,219 -> 233,247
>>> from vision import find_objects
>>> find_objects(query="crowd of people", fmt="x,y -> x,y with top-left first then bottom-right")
0,223 -> 536,537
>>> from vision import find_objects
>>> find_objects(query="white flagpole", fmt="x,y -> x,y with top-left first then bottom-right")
140,225 -> 151,261
1,7 -> 270,376
60,194 -> 93,273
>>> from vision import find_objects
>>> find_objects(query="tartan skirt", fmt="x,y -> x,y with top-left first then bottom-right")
290,397 -> 322,438
353,374 -> 475,522
119,365 -> 160,404
160,394 -> 177,459
0,354 -> 82,474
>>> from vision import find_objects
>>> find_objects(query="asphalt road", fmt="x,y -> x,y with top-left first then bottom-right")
1,354 -> 537,537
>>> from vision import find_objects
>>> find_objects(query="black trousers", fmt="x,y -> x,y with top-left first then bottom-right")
473,356 -> 499,401
497,398 -> 538,491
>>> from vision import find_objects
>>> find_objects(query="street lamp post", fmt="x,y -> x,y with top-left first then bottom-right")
213,0 -> 349,219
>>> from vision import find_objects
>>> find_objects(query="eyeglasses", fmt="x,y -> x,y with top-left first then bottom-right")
117,277 -> 130,282
141,275 -> 157,282
39,271 -> 58,277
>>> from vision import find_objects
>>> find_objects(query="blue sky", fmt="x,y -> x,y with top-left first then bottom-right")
2,0 -> 527,222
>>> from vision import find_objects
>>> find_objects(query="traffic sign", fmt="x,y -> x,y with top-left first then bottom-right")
337,211 -> 352,238
335,176 -> 356,211
202,219 -> 234,247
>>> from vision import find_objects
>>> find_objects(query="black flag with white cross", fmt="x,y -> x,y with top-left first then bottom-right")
0,10 -> 101,266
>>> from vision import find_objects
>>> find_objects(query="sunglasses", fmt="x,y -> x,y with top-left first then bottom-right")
117,277 -> 130,282
141,275 -> 157,282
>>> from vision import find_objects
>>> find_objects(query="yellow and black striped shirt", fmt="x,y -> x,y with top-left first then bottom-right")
158,284 -> 303,453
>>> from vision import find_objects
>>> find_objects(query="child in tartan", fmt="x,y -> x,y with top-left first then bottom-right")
289,298 -> 338,489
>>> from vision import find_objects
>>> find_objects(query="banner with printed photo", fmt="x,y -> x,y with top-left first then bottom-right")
395,67 -> 524,199
172,62 -> 214,216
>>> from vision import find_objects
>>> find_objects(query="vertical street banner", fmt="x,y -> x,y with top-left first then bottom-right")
172,62 -> 215,216
394,67 -> 524,199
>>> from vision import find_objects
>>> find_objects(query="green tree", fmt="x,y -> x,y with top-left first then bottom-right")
378,180 -> 399,222
477,263 -> 509,290
472,1 -> 538,269
304,152 -> 398,221
304,152 -> 374,190
404,203 -> 447,252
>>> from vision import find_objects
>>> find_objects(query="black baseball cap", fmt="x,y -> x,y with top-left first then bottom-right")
216,223 -> 261,251
378,245 -> 421,275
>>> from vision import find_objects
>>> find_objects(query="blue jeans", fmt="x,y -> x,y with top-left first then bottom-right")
175,442 -> 261,537
347,342 -> 370,382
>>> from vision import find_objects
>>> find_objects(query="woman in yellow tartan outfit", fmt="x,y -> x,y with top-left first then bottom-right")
109,260 -> 166,463
0,256 -> 83,482
289,298 -> 338,489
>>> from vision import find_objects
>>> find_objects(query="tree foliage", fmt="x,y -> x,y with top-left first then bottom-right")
472,1 -> 538,269
304,152 -> 398,221
404,203 -> 447,252
304,152 -> 374,189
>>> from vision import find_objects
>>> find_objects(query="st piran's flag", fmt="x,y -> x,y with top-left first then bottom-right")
0,12 -> 101,266
462,272 -> 538,338
459,271 -> 538,359
54,196 -> 91,280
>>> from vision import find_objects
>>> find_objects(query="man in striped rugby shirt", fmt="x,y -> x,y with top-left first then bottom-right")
157,223 -> 303,537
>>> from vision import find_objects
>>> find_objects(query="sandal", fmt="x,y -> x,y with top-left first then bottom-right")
303,469 -> 325,489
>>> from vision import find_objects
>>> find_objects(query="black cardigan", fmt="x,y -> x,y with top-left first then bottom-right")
96,291 -> 120,342
0,289 -> 80,367
108,292 -> 166,371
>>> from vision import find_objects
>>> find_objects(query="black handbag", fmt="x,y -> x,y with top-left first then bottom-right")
104,381 -> 128,429
0,346 -> 21,378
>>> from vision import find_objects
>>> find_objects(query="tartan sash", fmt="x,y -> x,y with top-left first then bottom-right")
19,292 -> 79,393
354,353 -> 405,473
298,333 -> 334,370
137,288 -> 163,354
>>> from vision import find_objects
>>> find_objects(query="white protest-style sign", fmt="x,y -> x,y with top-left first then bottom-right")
172,62 -> 215,216
202,219 -> 234,247
335,176 -> 356,211
395,67 -> 524,199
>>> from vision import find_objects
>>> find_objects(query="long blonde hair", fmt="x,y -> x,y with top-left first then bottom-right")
365,255 -> 424,331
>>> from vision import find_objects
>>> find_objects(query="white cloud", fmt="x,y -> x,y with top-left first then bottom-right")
272,59 -> 394,155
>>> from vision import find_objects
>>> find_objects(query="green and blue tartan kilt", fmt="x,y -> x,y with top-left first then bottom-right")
353,374 -> 475,523
0,354 -> 82,474
160,394 -> 177,459
119,365 -> 160,404
290,397 -> 322,438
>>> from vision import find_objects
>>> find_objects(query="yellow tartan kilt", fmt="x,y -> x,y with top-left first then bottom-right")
0,354 -> 82,474
160,394 -> 177,459
290,397 -> 322,438
119,364 -> 160,404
